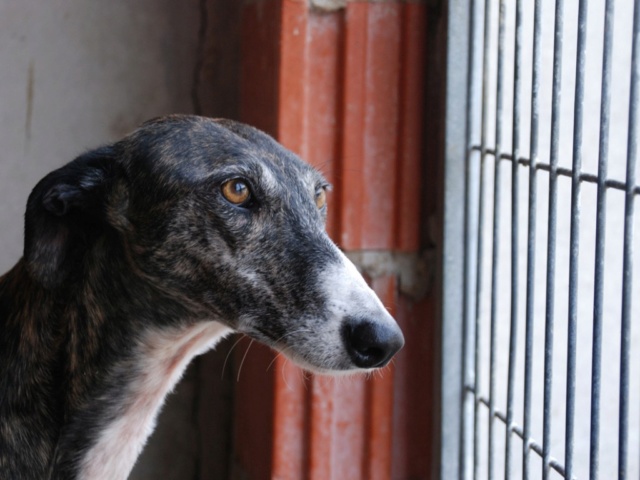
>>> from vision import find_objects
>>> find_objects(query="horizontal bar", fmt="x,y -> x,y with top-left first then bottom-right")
469,146 -> 640,194
465,386 -> 568,478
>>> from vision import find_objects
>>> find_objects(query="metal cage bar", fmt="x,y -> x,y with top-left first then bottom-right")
488,2 -> 507,478
474,0 -> 494,476
460,0 -> 481,475
543,1 -> 564,478
469,148 -> 640,194
523,0 -> 542,479
590,0 -> 615,478
442,0 -> 472,478
565,0 -> 589,477
446,0 -> 640,478
505,0 -> 523,477
619,2 -> 639,479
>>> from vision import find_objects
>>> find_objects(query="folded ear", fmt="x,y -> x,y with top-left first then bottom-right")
24,146 -> 119,288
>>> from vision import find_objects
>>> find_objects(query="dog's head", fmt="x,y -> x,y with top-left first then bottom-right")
24,115 -> 404,373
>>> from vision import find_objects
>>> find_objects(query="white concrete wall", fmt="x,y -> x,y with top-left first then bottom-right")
0,2 -> 234,478
0,0 -> 199,272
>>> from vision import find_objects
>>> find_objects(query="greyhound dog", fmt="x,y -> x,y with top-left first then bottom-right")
0,115 -> 404,479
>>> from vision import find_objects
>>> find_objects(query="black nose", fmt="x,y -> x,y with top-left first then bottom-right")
342,319 -> 405,369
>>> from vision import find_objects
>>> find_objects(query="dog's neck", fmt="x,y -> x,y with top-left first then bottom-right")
76,320 -> 230,480
1,248 -> 231,479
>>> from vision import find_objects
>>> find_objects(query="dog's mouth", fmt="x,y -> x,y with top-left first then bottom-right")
242,317 -> 404,374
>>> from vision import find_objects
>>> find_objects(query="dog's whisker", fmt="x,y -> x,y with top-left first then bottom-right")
267,346 -> 294,372
299,368 -> 310,391
221,334 -> 246,379
269,328 -> 313,345
281,360 -> 293,391
236,339 -> 255,383
264,328 -> 314,372
266,351 -> 283,372
373,364 -> 391,378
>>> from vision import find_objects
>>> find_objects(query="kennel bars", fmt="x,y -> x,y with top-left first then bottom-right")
443,0 -> 640,479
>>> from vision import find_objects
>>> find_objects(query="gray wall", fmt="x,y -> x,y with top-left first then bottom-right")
0,1 -> 240,478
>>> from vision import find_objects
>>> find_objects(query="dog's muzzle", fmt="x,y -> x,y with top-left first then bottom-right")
320,251 -> 405,370
341,318 -> 404,368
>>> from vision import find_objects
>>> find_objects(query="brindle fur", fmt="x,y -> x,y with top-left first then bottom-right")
0,115 -> 403,479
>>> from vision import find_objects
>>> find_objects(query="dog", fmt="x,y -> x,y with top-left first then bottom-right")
0,115 -> 404,479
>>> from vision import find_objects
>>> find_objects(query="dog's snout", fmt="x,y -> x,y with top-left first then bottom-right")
342,318 -> 405,369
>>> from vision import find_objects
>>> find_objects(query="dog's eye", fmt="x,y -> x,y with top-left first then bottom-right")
221,179 -> 251,206
315,188 -> 327,209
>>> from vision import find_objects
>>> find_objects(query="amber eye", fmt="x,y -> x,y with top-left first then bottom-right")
315,188 -> 327,209
221,178 -> 251,205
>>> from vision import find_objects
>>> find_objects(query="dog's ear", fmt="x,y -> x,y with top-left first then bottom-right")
24,146 -> 119,288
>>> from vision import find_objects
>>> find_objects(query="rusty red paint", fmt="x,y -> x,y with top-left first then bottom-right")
234,1 -> 431,479
307,376 -> 335,480
272,359 -> 308,479
391,298 -> 437,480
342,2 -> 403,251
396,3 -> 427,252
363,275 -> 398,480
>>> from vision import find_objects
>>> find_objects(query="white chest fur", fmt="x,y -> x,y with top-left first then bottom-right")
78,321 -> 232,480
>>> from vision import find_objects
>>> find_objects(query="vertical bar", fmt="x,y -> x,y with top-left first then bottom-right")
389,3 -> 431,477
308,377 -> 334,480
523,1 -> 542,479
473,191 -> 484,480
474,0 -> 493,476
442,0 -> 472,477
590,0 -> 615,478
460,0 -> 480,476
565,0 -> 589,477
488,2 -> 506,479
505,0 -> 522,477
341,2 -> 402,251
358,3 -> 401,250
395,3 -> 426,253
341,4 -> 367,250
304,11 -> 344,240
618,1 -> 639,478
363,276 -> 397,480
543,0 -> 564,478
